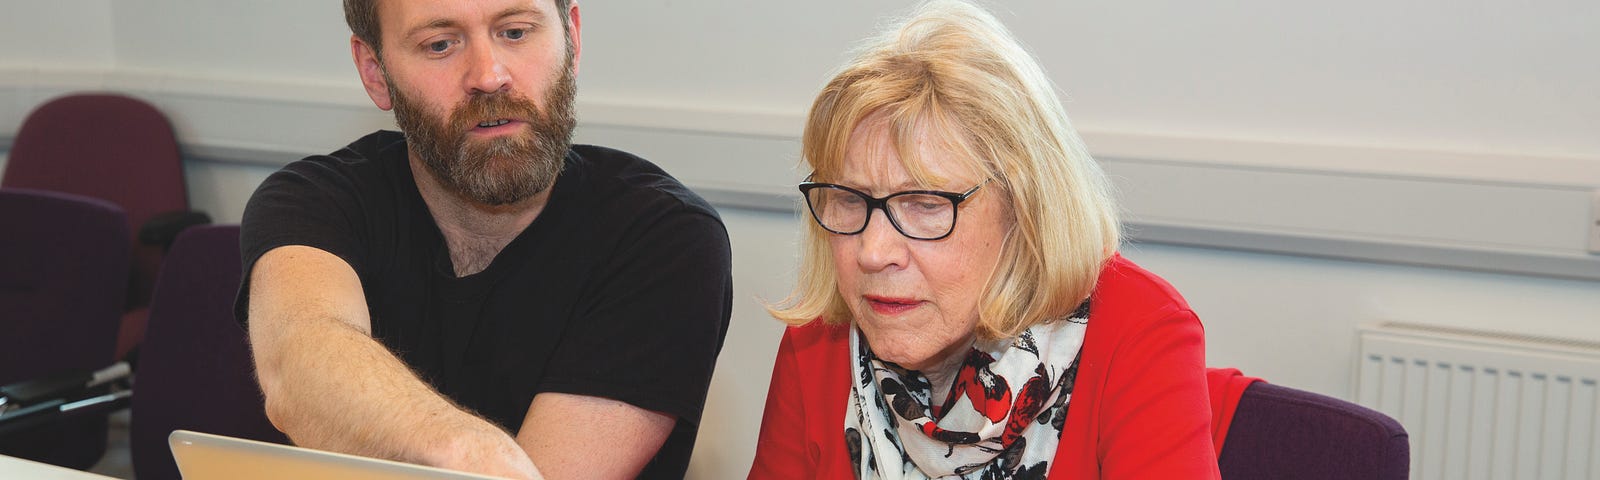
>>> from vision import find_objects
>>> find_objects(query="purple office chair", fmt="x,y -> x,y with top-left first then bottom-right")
1218,380 -> 1410,480
130,225 -> 289,480
0,188 -> 132,469
3,93 -> 209,362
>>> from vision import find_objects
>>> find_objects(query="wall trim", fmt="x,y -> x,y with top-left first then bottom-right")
4,68 -> 1598,281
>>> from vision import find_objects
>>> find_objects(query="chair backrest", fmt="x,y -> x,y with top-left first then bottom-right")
130,225 -> 289,480
0,187 -> 131,469
1218,381 -> 1410,480
3,93 -> 189,321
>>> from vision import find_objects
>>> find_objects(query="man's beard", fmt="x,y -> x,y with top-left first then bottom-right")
389,65 -> 577,206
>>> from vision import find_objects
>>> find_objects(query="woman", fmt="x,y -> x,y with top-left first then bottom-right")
749,1 -> 1219,478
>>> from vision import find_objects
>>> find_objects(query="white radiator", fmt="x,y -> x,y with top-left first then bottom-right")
1356,322 -> 1600,480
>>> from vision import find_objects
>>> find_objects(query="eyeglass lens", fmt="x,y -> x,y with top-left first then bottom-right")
805,186 -> 956,239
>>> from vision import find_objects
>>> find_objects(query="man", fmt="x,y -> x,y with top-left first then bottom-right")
236,0 -> 732,478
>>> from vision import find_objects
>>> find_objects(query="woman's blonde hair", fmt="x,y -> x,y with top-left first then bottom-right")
768,0 -> 1121,339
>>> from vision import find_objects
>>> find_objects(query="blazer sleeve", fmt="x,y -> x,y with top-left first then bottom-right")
1096,307 -> 1222,479
748,329 -> 813,479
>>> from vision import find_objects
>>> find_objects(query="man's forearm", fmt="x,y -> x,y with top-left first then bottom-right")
252,315 -> 529,471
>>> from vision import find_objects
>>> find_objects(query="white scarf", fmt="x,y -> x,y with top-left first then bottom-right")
845,304 -> 1088,479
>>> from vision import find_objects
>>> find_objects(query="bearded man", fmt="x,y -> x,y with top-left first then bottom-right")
235,1 -> 732,478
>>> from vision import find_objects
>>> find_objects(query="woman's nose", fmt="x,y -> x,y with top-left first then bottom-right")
855,208 -> 908,272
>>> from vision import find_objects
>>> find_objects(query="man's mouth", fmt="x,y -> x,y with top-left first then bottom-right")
477,119 -> 513,128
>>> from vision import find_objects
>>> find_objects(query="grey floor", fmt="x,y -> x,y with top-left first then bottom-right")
87,410 -> 134,479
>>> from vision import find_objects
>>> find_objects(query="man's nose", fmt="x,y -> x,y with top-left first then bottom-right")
463,42 -> 511,94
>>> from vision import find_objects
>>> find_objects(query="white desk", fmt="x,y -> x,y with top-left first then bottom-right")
0,455 -> 117,479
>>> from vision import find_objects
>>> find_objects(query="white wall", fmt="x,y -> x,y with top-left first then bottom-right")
109,1 -> 353,84
578,0 -> 1600,158
0,1 -> 115,69
0,1 -> 115,136
9,0 -> 1598,159
4,1 -> 1599,478
1123,243 -> 1600,394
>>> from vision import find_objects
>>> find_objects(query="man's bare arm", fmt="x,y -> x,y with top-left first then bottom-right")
516,393 -> 676,479
248,245 -> 540,479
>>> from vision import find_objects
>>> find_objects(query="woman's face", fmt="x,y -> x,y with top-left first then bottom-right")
828,118 -> 1011,373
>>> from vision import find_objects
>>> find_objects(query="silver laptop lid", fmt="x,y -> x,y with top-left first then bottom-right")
169,430 -> 505,480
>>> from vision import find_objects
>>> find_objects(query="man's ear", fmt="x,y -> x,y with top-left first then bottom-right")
351,36 -> 394,111
567,1 -> 583,75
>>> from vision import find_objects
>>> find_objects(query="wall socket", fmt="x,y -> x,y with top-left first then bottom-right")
1591,190 -> 1600,255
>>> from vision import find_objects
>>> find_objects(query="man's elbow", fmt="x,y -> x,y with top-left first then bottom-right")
260,388 -> 294,436
253,368 -> 285,432
249,331 -> 296,436
256,362 -> 316,443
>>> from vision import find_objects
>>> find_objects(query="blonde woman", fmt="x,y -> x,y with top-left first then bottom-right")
749,1 -> 1219,478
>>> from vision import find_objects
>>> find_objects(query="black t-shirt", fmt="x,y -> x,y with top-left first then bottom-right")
235,130 -> 733,478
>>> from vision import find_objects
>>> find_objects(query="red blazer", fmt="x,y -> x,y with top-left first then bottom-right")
749,255 -> 1223,479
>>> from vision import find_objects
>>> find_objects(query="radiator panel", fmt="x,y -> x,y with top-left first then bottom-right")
1356,323 -> 1600,480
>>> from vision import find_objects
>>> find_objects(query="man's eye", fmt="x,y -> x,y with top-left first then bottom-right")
427,40 -> 453,53
503,28 -> 527,40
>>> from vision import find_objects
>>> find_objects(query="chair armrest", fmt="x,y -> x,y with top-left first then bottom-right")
137,210 -> 212,250
0,363 -> 132,407
0,389 -> 132,437
0,362 -> 133,437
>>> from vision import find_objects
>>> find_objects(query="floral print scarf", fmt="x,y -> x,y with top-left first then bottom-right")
845,302 -> 1089,479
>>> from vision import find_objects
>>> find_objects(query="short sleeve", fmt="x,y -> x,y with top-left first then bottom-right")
233,160 -> 370,327
536,208 -> 734,424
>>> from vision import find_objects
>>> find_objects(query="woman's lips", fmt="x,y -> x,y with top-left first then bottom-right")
865,295 -> 920,315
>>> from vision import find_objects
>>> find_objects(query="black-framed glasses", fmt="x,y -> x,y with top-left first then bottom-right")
798,178 -> 989,240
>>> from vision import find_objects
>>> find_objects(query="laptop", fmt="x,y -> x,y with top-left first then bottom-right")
169,430 -> 505,479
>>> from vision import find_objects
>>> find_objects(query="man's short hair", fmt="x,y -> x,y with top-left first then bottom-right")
344,0 -> 573,58
768,0 -> 1122,339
